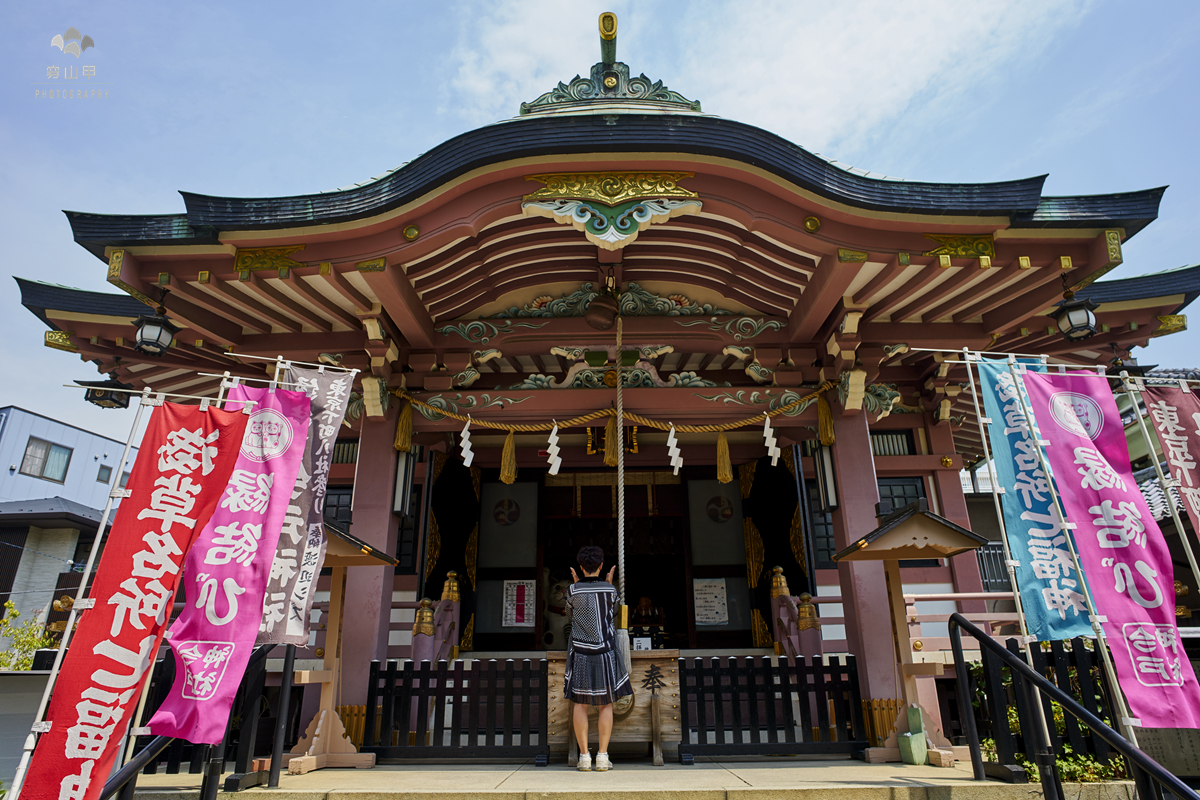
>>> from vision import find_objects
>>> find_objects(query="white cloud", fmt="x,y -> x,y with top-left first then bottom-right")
449,0 -> 1092,164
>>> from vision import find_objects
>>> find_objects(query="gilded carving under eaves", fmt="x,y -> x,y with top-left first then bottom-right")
45,330 -> 78,353
1154,315 -> 1187,337
524,172 -> 698,206
922,235 -> 996,259
234,245 -> 305,272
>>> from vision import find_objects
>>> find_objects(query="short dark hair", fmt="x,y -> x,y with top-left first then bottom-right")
577,545 -> 604,572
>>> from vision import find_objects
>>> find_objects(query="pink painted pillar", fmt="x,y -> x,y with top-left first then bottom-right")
830,411 -> 898,702
340,411 -> 400,705
926,417 -> 986,612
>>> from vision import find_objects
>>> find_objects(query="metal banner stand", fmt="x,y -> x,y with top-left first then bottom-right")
10,387 -> 257,800
960,349 -> 1057,751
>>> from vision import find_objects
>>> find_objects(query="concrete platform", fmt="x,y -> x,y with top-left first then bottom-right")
127,759 -> 1138,800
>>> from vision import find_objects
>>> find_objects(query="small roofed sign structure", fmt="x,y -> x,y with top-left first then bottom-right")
833,498 -> 988,563
280,523 -> 396,777
834,499 -> 988,761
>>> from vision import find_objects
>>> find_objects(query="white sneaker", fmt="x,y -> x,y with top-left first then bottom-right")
595,752 -> 612,771
577,751 -> 592,771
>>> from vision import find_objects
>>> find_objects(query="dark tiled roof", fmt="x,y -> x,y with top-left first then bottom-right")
0,496 -> 107,529
17,277 -> 147,330
59,112 -> 1168,249
1147,367 -> 1200,381
1077,263 -> 1200,306
1009,188 -> 1167,238
63,212 -> 219,260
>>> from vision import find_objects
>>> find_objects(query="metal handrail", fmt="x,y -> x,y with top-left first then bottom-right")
949,612 -> 1199,800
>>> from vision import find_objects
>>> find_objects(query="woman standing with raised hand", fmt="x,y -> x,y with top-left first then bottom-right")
565,545 -> 632,771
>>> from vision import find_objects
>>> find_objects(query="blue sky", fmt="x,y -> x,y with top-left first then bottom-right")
2,0 -> 1198,440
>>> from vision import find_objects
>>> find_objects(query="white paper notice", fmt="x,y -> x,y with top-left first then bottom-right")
502,579 -> 536,627
693,578 -> 729,625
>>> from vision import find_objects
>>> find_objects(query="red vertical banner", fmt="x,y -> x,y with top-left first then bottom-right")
1142,385 -> 1200,535
23,402 -> 247,800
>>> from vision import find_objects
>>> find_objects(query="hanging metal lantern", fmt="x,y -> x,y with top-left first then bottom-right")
75,377 -> 133,409
1049,290 -> 1099,342
133,306 -> 181,355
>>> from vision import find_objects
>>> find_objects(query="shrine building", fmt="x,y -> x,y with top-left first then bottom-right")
18,12 -> 1198,728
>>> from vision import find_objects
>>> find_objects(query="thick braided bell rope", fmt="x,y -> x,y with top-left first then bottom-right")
615,315 -> 626,605
392,381 -> 837,433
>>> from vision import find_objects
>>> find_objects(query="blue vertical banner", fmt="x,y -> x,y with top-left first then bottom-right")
977,360 -> 1092,641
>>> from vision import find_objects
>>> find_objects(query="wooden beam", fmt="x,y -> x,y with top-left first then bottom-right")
954,264 -> 1062,325
920,264 -> 1020,324
240,273 -> 333,332
156,289 -> 243,347
321,265 -> 373,312
862,257 -> 947,323
282,271 -> 364,330
359,263 -> 435,349
164,277 -> 270,334
890,263 -> 994,324
851,253 -> 909,307
787,258 -> 859,342
981,275 -> 1077,334
205,274 -> 301,333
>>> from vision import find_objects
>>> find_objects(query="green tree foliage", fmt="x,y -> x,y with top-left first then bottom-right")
0,601 -> 58,671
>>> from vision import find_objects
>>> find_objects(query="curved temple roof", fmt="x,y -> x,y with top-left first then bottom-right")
65,111 -> 1164,255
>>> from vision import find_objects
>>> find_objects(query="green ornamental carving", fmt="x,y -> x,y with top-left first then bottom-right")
523,197 -> 701,250
493,282 -> 733,319
435,319 -> 547,344
415,393 -> 530,421
697,389 -> 817,417
520,61 -> 701,115
676,317 -> 784,341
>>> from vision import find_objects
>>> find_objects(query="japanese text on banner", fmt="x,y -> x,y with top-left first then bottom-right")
23,404 -> 246,800
1143,385 -> 1200,534
1022,370 -> 1200,728
977,361 -> 1090,640
149,385 -> 309,744
257,367 -> 352,645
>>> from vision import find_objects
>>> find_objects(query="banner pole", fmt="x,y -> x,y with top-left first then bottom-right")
1006,359 -> 1140,746
1120,371 -> 1200,588
961,349 -> 1055,746
10,388 -> 155,800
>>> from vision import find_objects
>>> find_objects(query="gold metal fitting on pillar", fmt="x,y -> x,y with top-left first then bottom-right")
769,566 -> 790,599
443,570 -> 460,603
617,604 -> 629,630
413,597 -> 435,636
796,593 -> 821,632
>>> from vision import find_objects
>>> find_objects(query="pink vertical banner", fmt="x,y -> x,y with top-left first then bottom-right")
149,385 -> 310,743
1023,370 -> 1200,728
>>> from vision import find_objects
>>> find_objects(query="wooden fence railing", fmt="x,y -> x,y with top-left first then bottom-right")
361,659 -> 550,764
677,655 -> 868,764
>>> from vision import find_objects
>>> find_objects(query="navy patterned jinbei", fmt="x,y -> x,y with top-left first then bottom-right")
564,577 -> 633,706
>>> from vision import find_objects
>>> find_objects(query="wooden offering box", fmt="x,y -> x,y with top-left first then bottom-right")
547,649 -> 681,766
